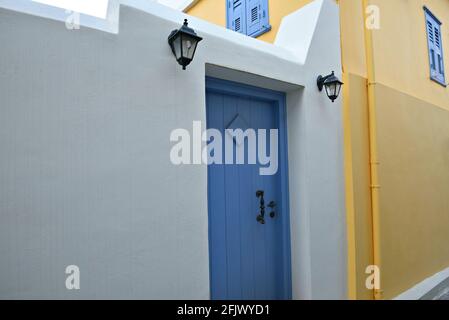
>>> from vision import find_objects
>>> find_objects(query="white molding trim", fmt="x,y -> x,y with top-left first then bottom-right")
394,266 -> 449,300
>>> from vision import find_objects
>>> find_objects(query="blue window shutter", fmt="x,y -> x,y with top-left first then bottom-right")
260,0 -> 270,33
434,26 -> 445,82
426,19 -> 436,72
227,0 -> 247,34
424,7 -> 446,85
246,0 -> 261,36
245,0 -> 270,37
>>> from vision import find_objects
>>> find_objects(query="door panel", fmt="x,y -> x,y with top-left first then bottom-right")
206,81 -> 290,300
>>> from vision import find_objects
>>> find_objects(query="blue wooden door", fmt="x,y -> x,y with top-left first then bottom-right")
206,79 -> 291,300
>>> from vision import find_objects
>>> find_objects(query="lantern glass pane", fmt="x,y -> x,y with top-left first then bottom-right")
336,83 -> 342,97
326,82 -> 337,97
182,34 -> 199,60
172,35 -> 182,60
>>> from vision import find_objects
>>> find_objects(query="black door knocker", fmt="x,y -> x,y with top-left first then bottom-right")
256,191 -> 277,224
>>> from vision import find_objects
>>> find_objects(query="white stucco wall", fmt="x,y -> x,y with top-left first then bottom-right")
0,0 -> 346,299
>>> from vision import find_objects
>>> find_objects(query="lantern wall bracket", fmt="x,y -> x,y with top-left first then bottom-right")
317,72 -> 335,91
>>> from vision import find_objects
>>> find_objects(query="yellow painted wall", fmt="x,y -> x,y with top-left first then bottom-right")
375,83 -> 449,299
370,0 -> 449,110
365,0 -> 449,299
339,0 -> 449,299
187,0 -> 226,29
338,0 -> 367,77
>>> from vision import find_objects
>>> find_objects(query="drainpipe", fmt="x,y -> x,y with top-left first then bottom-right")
362,0 -> 383,300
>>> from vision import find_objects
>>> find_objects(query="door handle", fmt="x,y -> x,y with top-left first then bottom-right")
256,190 -> 265,224
256,192 -> 277,224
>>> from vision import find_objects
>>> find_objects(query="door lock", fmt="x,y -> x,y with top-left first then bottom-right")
268,201 -> 276,218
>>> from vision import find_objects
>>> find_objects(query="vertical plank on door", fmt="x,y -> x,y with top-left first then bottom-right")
207,92 -> 227,299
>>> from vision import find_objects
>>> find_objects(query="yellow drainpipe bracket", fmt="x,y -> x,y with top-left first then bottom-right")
375,289 -> 384,300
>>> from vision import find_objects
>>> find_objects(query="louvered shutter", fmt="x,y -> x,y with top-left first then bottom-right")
227,0 -> 247,34
433,26 -> 445,83
246,0 -> 270,37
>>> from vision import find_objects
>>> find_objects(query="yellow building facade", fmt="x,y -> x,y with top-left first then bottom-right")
186,0 -> 449,300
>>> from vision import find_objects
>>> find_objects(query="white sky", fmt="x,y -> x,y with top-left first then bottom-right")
32,0 -> 110,18
32,0 -> 186,19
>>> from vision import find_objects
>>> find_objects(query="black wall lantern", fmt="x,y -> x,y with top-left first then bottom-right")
168,19 -> 203,70
317,71 -> 344,102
